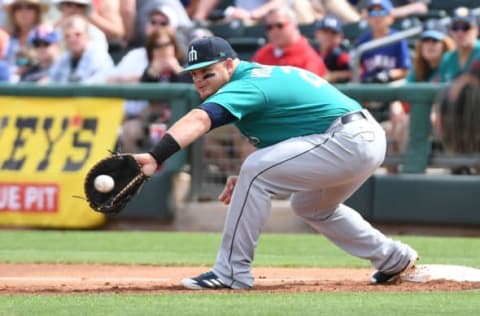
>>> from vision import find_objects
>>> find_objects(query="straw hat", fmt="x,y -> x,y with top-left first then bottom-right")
4,0 -> 49,13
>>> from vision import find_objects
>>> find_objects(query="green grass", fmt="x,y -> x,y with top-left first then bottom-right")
1,230 -> 479,315
0,230 -> 479,268
1,292 -> 480,316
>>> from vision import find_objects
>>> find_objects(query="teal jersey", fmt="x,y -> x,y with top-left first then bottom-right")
406,67 -> 440,83
203,61 -> 362,148
439,40 -> 480,82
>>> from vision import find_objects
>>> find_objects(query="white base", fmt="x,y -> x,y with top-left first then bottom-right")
402,264 -> 480,282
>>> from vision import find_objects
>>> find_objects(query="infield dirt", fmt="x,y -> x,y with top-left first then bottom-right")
1,264 -> 480,294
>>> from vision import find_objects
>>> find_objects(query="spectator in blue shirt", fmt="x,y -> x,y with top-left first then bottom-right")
48,15 -> 113,84
356,0 -> 410,83
356,0 -> 411,172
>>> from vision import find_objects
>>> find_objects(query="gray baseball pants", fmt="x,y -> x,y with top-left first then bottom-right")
213,110 -> 416,289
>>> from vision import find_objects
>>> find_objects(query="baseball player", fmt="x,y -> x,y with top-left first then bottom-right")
134,36 -> 418,290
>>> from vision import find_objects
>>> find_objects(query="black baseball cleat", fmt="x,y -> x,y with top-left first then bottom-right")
371,250 -> 419,284
181,271 -> 231,290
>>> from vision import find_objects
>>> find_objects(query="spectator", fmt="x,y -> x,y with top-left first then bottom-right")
109,5 -> 187,121
48,15 -> 113,83
438,7 -> 480,83
108,6 -> 175,85
435,59 -> 480,174
356,0 -> 411,172
3,0 -> 49,81
0,27 -> 9,59
132,0 -> 193,49
314,15 -> 351,83
405,20 -> 454,167
0,60 -> 9,81
252,6 -> 327,77
13,45 -> 35,80
408,20 -> 454,83
356,0 -> 410,83
140,29 -> 190,84
20,24 -> 61,83
120,28 -> 192,153
53,0 -> 108,51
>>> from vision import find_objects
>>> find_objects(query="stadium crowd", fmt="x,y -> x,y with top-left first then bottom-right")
0,0 -> 478,174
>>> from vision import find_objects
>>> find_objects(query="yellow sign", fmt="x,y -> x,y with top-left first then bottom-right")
0,97 -> 124,228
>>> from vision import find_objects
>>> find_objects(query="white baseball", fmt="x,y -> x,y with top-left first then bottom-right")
94,175 -> 115,193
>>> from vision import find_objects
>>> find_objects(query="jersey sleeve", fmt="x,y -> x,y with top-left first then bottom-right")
397,39 -> 411,69
204,80 -> 266,119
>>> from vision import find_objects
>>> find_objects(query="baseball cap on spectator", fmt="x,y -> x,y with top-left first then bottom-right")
149,5 -> 178,29
183,36 -> 237,71
421,19 -> 447,41
364,0 -> 393,16
28,25 -> 60,46
315,15 -> 343,33
451,7 -> 477,26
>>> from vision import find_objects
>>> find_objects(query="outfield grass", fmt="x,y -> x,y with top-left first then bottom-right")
0,230 -> 479,315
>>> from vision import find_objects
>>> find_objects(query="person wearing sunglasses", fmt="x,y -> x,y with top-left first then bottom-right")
438,7 -> 480,83
252,6 -> 327,77
117,28 -> 191,153
131,1 -> 193,49
19,24 -> 61,83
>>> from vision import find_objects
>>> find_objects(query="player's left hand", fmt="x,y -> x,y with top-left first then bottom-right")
133,153 -> 158,177
218,176 -> 238,205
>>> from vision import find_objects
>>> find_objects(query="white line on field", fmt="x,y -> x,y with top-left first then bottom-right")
0,277 -> 170,282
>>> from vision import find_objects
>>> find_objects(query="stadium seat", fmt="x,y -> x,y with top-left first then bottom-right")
229,37 -> 266,60
299,23 -> 317,38
429,0 -> 479,13
208,21 -> 246,38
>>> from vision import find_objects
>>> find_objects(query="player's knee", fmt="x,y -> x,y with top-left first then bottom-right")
291,200 -> 336,220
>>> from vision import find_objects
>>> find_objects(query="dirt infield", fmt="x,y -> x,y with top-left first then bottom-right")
1,264 -> 480,294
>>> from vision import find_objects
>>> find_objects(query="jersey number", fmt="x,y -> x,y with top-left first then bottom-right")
281,66 -> 326,88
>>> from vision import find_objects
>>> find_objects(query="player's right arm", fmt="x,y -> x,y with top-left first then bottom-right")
136,104 -> 237,176
134,109 -> 210,176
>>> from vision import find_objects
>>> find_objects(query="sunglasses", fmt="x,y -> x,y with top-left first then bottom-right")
153,42 -> 172,49
367,8 -> 389,17
150,19 -> 169,27
32,40 -> 52,48
451,24 -> 472,32
266,22 -> 287,31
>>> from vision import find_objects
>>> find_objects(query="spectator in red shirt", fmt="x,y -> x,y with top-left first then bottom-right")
252,6 -> 327,77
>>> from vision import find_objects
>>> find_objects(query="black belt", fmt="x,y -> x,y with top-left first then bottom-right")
340,111 -> 367,124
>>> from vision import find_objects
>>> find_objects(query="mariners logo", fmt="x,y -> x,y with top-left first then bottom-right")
188,46 -> 198,63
